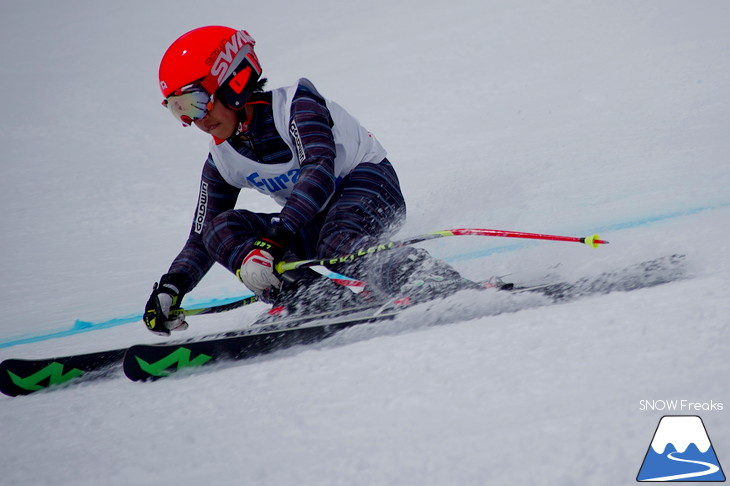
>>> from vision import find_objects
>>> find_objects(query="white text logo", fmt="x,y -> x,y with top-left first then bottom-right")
194,181 -> 208,234
209,30 -> 256,85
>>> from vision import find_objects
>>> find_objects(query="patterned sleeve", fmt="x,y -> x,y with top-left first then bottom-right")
277,87 -> 337,233
167,155 -> 241,293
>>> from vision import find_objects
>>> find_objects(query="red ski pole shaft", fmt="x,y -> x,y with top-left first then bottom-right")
446,228 -> 609,247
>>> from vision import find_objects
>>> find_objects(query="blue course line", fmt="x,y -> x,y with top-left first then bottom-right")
443,242 -> 530,263
0,295 -> 253,350
1,202 -> 727,350
593,203 -> 729,232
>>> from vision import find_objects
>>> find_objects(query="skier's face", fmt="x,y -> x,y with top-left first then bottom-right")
193,97 -> 238,139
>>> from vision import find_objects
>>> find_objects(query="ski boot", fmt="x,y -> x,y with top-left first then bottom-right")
260,268 -> 365,324
367,247 -> 481,305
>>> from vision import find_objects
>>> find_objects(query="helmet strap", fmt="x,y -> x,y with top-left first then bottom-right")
236,101 -> 269,137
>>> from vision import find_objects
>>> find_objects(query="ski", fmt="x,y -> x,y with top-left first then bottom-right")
0,296 -> 258,397
0,348 -> 126,397
0,302 -> 403,396
517,253 -> 687,303
123,302 -> 406,381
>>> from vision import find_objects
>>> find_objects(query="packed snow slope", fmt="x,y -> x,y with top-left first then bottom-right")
1,0 -> 728,484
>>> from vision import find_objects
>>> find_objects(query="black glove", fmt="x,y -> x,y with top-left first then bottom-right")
143,273 -> 189,336
252,223 -> 295,261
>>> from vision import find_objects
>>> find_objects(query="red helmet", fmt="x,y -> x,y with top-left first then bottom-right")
159,26 -> 263,110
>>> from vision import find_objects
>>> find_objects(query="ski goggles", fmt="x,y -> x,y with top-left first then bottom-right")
162,83 -> 213,126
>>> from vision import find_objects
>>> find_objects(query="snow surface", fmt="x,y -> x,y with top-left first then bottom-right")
1,0 -> 729,484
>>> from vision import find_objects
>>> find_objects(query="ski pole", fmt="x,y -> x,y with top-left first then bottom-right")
440,228 -> 609,247
275,228 -> 608,273
170,294 -> 259,317
169,269 -> 366,319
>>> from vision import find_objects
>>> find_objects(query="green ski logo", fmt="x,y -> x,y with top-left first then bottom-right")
8,362 -> 84,391
134,347 -> 212,377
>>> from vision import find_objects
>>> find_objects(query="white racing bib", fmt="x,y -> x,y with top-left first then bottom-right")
209,78 -> 386,207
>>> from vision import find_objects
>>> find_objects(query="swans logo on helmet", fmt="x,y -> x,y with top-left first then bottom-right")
207,30 -> 259,86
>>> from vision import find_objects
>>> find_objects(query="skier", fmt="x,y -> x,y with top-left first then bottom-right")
143,26 -> 467,335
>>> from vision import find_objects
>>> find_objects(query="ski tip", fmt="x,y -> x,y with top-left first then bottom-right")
583,234 -> 609,249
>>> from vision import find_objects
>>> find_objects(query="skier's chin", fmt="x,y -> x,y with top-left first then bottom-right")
203,123 -> 234,140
